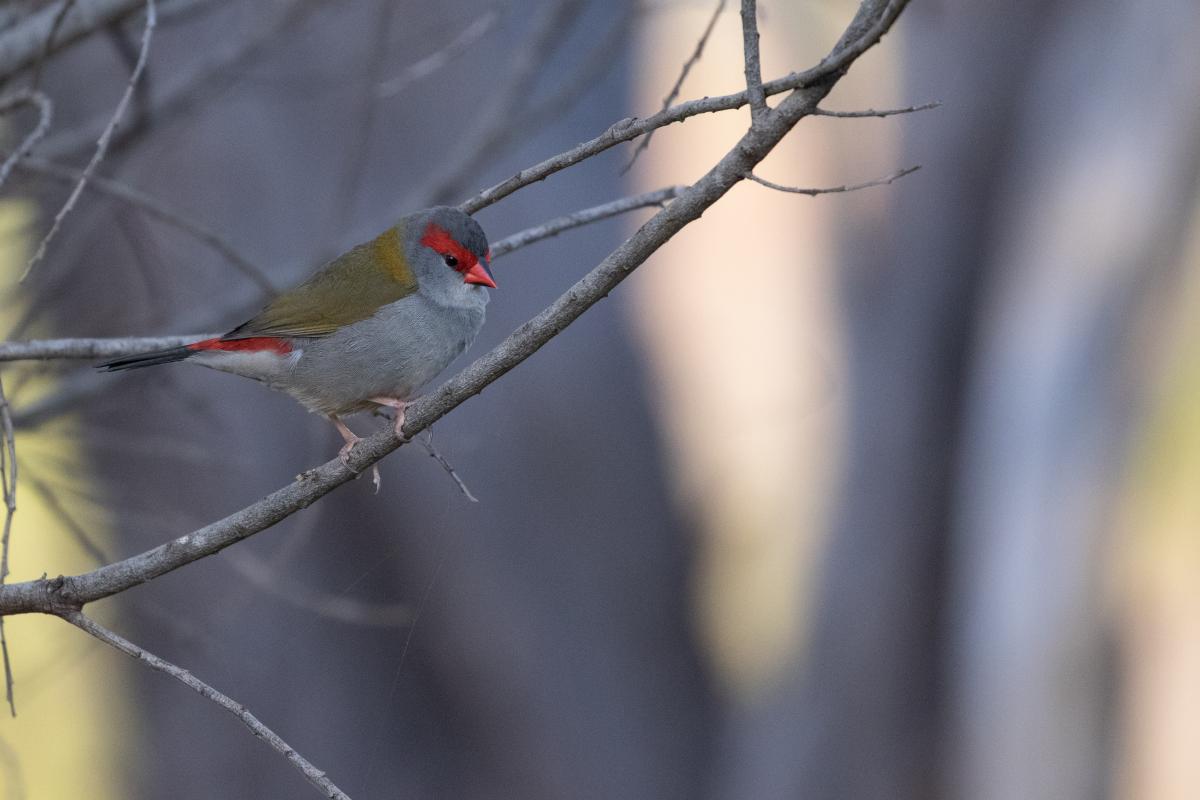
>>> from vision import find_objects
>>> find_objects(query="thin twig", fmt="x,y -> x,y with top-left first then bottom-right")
0,373 -> 17,716
745,163 -> 920,196
740,0 -> 767,121
490,185 -> 686,257
0,0 -> 145,77
328,0 -> 399,238
20,0 -> 157,282
17,156 -> 276,293
376,8 -> 500,98
395,1 -> 634,220
30,0 -> 78,89
404,0 -> 587,207
40,0 -> 322,160
25,474 -> 111,566
459,0 -> 910,214
814,100 -> 941,118
62,610 -> 353,800
621,0 -> 725,174
0,89 -> 53,191
418,428 -> 477,503
0,618 -> 11,718
519,6 -> 635,133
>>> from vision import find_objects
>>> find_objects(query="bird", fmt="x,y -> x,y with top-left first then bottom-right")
99,206 -> 496,480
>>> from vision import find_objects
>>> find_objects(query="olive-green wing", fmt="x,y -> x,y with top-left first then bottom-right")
224,225 -> 418,340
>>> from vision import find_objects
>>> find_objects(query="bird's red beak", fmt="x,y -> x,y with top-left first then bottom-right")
464,259 -> 497,288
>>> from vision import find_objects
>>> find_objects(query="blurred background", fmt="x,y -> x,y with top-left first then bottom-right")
1,0 -> 1199,798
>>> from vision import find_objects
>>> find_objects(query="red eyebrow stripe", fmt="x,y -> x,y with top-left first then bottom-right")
420,222 -> 477,273
188,337 -> 293,355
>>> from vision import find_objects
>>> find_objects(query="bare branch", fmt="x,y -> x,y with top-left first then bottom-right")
25,474 -> 111,566
11,371 -> 107,430
0,617 -> 11,718
405,0 -> 588,207
30,0 -> 79,89
459,0 -> 911,214
0,0 -> 911,621
621,0 -> 725,174
327,0 -> 399,239
18,156 -> 276,293
62,610 -> 353,800
0,335 -> 217,362
0,373 -> 17,716
417,428 -> 477,503
490,186 -> 686,257
814,100 -> 941,118
740,0 -> 767,121
21,0 -> 157,282
519,6 -> 635,132
0,0 -> 144,77
40,0 -> 321,160
376,8 -> 500,99
746,164 -> 920,196
0,88 -> 53,191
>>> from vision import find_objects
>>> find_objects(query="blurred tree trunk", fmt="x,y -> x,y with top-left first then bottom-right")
712,2 -> 1200,798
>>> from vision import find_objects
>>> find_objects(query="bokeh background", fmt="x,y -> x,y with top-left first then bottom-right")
2,1 -> 1200,798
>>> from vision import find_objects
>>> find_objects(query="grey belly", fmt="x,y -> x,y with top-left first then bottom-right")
284,299 -> 483,415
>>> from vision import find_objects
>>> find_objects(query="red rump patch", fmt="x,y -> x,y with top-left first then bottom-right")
420,222 -> 478,275
188,337 -> 292,355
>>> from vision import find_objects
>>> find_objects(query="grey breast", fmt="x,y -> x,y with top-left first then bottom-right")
285,291 -> 487,415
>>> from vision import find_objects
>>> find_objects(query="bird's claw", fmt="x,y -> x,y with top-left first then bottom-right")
337,436 -> 383,491
338,436 -> 362,465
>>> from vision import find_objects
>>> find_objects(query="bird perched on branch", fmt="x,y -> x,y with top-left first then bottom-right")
100,206 -> 496,474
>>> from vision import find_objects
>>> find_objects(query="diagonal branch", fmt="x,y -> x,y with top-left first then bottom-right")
0,0 -> 910,620
40,0 -> 323,160
376,8 -> 500,99
416,428 -> 477,503
18,156 -> 276,293
20,0 -> 157,282
404,0 -> 588,208
62,610 -> 353,800
621,0 -> 725,174
29,0 -> 79,90
0,0 -> 145,77
458,0 -> 910,214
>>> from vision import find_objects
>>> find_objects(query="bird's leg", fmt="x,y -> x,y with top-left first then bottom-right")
329,414 -> 381,490
330,415 -> 363,463
369,396 -> 411,438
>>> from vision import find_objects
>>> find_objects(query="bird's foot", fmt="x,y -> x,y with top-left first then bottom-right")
331,415 -> 362,463
330,415 -> 381,491
337,436 -> 362,464
370,397 -> 411,439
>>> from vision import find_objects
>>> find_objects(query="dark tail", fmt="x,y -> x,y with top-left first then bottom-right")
97,345 -> 197,372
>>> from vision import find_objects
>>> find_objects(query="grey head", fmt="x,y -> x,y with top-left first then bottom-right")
402,206 -> 495,307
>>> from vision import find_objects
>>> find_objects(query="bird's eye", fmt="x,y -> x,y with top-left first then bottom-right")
443,254 -> 459,268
